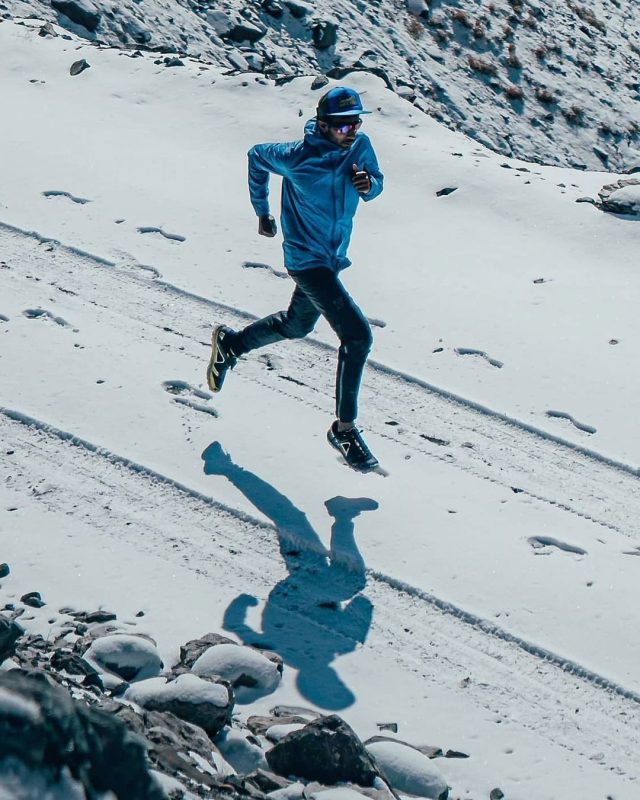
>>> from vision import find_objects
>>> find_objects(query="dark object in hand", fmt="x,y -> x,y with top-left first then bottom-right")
351,168 -> 371,194
258,214 -> 277,237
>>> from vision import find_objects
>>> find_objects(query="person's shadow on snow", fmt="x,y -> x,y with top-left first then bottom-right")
201,441 -> 378,711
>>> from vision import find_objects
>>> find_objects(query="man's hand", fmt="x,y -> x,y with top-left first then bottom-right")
351,163 -> 371,194
258,214 -> 277,237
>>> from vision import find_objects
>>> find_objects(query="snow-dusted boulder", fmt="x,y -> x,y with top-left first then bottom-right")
83,634 -> 163,681
599,179 -> 640,216
192,642 -> 281,701
365,740 -> 449,799
216,727 -> 269,774
124,673 -> 233,737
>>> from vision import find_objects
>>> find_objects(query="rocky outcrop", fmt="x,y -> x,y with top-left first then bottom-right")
50,0 -> 100,32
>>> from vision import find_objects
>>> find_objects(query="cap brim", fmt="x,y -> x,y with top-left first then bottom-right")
323,109 -> 372,117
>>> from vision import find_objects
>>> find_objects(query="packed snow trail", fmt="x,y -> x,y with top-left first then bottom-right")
1,411 -> 639,795
1,223 -> 638,537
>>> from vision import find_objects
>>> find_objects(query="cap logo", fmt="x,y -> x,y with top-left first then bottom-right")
338,96 -> 357,108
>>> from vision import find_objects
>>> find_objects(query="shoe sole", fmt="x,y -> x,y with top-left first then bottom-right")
206,327 -> 224,392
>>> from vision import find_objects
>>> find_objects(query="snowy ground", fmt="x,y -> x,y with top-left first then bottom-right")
1,18 -> 639,800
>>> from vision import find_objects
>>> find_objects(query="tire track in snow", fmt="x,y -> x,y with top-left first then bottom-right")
1,222 -> 636,537
1,410 -> 639,784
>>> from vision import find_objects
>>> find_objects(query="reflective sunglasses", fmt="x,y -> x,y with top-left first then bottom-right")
329,119 -> 362,134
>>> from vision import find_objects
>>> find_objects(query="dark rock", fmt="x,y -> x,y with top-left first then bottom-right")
0,563 -> 10,578
262,0 -> 284,18
21,591 -> 45,609
490,790 -> 505,800
444,749 -> 469,758
246,769 -> 291,792
266,715 -> 381,786
576,196 -> 596,204
76,610 -> 117,624
164,57 -> 185,67
69,59 -> 91,76
0,614 -> 24,661
178,631 -> 236,670
313,21 -> 338,50
436,187 -> 458,196
38,22 -> 57,37
311,74 -> 329,90
51,0 -> 101,32
0,670 -> 165,799
50,648 -> 101,679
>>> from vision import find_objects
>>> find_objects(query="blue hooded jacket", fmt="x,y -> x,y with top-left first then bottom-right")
248,119 -> 384,272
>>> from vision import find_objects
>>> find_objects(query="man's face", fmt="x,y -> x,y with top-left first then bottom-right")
318,116 -> 362,149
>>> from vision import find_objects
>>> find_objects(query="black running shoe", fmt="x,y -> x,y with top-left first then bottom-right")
327,421 -> 379,473
207,325 -> 238,392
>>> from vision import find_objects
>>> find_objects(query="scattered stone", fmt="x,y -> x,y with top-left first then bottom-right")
444,749 -> 469,758
365,735 -> 442,759
51,0 -> 101,32
69,59 -> 90,76
436,187 -> 457,197
266,715 -> 381,786
38,22 -> 57,37
21,591 -> 45,609
490,790 -> 505,800
311,75 -> 329,90
0,563 -> 10,578
247,768 -> 291,793
83,633 -> 163,681
74,610 -> 117,624
576,196 -> 596,204
164,57 -> 185,67
376,722 -> 398,733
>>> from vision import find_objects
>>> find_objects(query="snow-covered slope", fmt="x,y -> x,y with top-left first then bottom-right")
5,0 -> 640,171
1,17 -> 639,800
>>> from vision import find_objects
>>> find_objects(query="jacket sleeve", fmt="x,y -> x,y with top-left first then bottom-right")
360,141 -> 384,202
247,142 -> 296,217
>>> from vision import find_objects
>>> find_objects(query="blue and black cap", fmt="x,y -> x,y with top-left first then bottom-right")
316,87 -> 371,119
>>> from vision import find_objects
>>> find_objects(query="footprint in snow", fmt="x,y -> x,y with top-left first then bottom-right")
528,536 -> 587,556
455,347 -> 503,368
22,308 -> 75,329
42,190 -> 91,205
545,410 -> 596,435
242,260 -> 288,279
162,380 -> 218,417
137,227 -> 186,243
